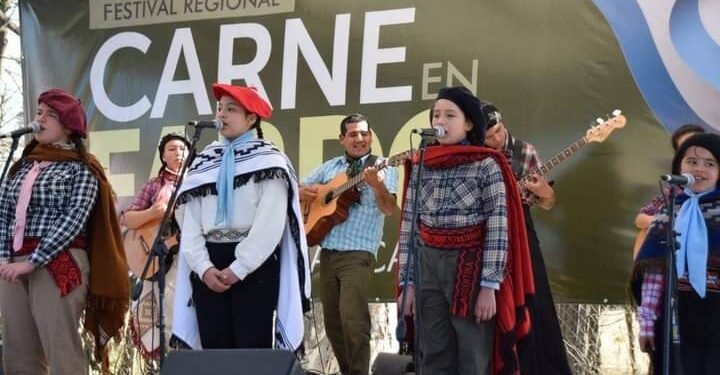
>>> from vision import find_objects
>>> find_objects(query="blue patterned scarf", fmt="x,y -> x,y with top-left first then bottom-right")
675,186 -> 713,297
216,131 -> 255,226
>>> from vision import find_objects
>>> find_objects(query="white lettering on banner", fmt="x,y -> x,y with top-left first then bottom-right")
151,28 -> 212,118
421,61 -> 480,100
89,7 -> 418,121
360,8 -> 415,104
421,62 -> 443,100
217,23 -> 273,102
377,243 -> 399,274
91,0 -> 294,29
90,32 -> 153,122
281,14 -> 351,109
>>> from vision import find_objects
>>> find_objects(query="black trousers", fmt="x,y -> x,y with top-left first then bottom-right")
650,290 -> 720,375
190,242 -> 279,349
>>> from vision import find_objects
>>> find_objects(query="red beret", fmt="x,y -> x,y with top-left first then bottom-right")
212,83 -> 272,119
38,88 -> 88,138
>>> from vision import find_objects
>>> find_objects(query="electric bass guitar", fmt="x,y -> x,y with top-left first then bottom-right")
517,110 -> 627,196
123,218 -> 178,280
302,150 -> 412,246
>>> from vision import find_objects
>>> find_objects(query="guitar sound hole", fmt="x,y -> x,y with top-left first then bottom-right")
323,192 -> 334,205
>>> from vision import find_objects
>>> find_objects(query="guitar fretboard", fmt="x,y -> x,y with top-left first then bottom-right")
328,151 -> 411,200
521,137 -> 588,186
331,170 -> 375,198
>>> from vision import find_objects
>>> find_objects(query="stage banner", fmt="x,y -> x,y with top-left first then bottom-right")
19,0 -> 720,302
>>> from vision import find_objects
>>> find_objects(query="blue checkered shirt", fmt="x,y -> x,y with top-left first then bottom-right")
302,154 -> 399,255
398,157 -> 508,288
0,159 -> 98,267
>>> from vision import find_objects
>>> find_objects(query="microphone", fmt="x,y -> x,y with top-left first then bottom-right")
131,280 -> 144,301
187,119 -> 222,129
660,173 -> 695,186
0,122 -> 40,139
411,126 -> 446,138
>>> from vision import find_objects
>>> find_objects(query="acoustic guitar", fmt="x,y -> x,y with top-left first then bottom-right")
517,110 -> 627,196
632,227 -> 648,260
124,217 -> 178,280
302,150 -> 412,246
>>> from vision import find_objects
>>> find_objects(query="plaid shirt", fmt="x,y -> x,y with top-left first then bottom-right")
638,186 -> 679,216
123,171 -> 176,212
639,195 -> 665,216
302,154 -> 399,254
398,156 -> 508,287
638,272 -> 664,339
501,132 -> 543,205
501,133 -> 539,178
0,159 -> 98,267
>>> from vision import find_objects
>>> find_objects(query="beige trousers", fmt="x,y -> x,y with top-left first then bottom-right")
0,249 -> 90,375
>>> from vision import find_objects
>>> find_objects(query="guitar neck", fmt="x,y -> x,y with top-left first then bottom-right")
526,137 -> 588,180
333,162 -> 387,197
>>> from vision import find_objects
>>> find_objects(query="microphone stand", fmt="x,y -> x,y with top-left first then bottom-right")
396,136 -> 430,374
135,126 -> 203,367
0,136 -> 23,185
661,184 -> 681,375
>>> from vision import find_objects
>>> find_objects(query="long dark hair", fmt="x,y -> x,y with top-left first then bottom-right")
671,133 -> 720,187
253,117 -> 265,139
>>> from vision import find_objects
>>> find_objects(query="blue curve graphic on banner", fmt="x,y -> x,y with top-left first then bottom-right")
670,0 -> 720,92
591,0 -> 706,131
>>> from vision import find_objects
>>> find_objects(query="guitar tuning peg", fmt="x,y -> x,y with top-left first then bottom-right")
595,117 -> 604,124
612,109 -> 622,116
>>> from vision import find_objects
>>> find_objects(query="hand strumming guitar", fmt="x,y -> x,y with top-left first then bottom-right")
299,185 -> 320,204
363,167 -> 396,215
523,172 -> 555,210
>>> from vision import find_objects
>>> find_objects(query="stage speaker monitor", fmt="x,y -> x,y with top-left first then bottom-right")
160,349 -> 305,375
372,353 -> 414,375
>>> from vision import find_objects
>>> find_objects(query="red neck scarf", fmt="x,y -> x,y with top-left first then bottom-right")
399,144 -> 535,374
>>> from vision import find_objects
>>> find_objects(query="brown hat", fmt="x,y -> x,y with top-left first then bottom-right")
38,88 -> 88,138
212,83 -> 273,119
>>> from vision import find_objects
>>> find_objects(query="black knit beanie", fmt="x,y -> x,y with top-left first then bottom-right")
432,86 -> 486,145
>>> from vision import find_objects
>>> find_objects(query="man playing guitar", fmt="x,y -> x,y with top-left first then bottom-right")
483,102 -> 572,375
299,114 -> 398,375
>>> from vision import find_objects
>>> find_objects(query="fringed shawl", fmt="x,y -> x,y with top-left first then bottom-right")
24,145 -> 129,369
172,140 -> 310,351
630,188 -> 720,305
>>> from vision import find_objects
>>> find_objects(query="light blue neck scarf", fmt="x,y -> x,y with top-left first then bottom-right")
674,187 -> 712,298
215,131 -> 255,226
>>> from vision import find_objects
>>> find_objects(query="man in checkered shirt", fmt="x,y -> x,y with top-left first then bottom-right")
483,101 -> 572,375
299,113 -> 398,375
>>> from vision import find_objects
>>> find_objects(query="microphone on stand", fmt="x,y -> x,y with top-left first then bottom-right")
411,126 -> 446,138
187,119 -> 222,130
0,122 -> 40,139
131,281 -> 144,301
660,173 -> 695,186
